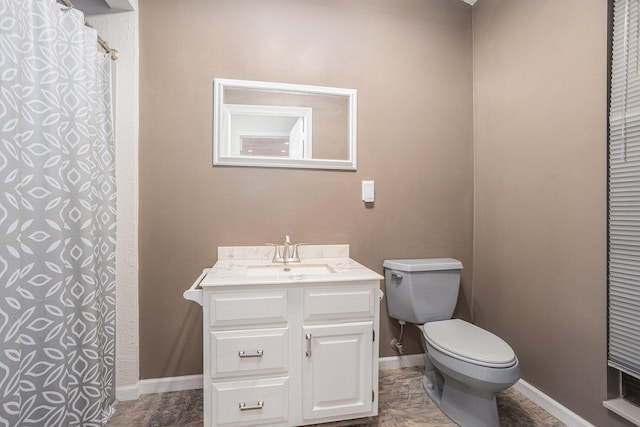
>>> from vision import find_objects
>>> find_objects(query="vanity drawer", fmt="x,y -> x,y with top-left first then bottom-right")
304,287 -> 375,321
208,291 -> 288,326
212,377 -> 289,426
210,328 -> 288,378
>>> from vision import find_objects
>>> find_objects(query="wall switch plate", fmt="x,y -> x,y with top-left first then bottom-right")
362,180 -> 374,203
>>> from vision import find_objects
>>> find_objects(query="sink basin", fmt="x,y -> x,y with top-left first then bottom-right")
246,263 -> 335,277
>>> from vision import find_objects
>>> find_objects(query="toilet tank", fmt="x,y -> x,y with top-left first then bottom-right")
383,258 -> 463,324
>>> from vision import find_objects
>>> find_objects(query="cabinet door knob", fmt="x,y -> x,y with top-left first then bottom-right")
305,333 -> 312,358
239,401 -> 264,411
238,350 -> 264,358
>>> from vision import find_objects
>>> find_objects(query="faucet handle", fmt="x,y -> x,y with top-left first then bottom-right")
265,243 -> 283,263
291,243 -> 307,261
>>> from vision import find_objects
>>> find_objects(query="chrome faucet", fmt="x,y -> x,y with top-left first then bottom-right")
267,235 -> 302,263
282,235 -> 293,261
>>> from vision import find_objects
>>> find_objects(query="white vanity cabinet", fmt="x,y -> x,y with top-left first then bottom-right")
202,282 -> 381,427
184,245 -> 384,427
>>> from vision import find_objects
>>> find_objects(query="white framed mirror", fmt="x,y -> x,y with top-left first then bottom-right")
213,78 -> 357,170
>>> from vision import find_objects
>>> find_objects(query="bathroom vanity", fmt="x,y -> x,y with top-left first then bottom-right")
184,245 -> 384,427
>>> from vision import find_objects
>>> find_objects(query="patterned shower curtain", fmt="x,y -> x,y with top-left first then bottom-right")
0,0 -> 116,426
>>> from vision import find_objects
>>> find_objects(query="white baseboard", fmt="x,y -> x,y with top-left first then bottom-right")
379,353 -> 426,370
513,379 -> 595,427
116,358 -> 425,401
115,383 -> 140,401
116,358 -> 593,427
140,374 -> 204,394
116,375 -> 204,401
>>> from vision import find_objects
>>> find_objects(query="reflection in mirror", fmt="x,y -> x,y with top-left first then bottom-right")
214,79 -> 357,170
224,104 -> 312,159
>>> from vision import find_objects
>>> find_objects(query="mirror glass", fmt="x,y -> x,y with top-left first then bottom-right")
214,79 -> 357,170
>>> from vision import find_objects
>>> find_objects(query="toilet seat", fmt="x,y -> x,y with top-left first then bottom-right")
420,319 -> 517,368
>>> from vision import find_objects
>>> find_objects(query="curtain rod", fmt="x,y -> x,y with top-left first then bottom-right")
59,0 -> 119,60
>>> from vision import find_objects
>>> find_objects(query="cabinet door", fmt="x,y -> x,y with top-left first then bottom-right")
302,321 -> 373,421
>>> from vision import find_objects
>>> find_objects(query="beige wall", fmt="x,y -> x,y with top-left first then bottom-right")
138,1 -> 631,424
472,1 -> 627,425
139,0 -> 474,379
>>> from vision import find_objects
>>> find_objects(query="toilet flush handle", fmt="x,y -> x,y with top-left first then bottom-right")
391,272 -> 403,281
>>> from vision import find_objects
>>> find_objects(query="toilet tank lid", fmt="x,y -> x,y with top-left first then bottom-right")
383,258 -> 463,272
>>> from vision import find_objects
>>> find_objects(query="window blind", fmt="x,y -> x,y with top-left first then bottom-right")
609,0 -> 640,379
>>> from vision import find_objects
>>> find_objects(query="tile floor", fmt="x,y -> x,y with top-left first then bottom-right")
106,366 -> 565,427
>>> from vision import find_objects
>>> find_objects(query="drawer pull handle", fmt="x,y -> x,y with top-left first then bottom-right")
238,350 -> 264,358
239,401 -> 264,411
305,333 -> 312,358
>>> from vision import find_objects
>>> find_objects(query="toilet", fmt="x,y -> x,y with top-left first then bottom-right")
383,258 -> 520,427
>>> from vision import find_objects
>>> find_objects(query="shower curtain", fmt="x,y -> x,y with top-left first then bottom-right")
0,0 -> 116,426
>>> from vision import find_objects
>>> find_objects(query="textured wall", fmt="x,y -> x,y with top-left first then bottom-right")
89,5 -> 140,397
472,1 -> 626,425
139,0 -> 473,379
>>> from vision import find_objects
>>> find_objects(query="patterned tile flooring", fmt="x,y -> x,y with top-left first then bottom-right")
106,366 -> 565,427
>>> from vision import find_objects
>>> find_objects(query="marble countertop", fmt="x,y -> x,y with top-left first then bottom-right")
199,244 -> 383,287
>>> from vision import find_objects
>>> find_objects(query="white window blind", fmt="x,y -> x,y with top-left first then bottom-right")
609,0 -> 640,379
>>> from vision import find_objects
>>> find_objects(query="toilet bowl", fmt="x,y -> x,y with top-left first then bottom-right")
418,320 -> 520,427
383,258 -> 520,427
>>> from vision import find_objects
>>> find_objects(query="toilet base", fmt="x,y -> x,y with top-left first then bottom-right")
422,357 -> 500,427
